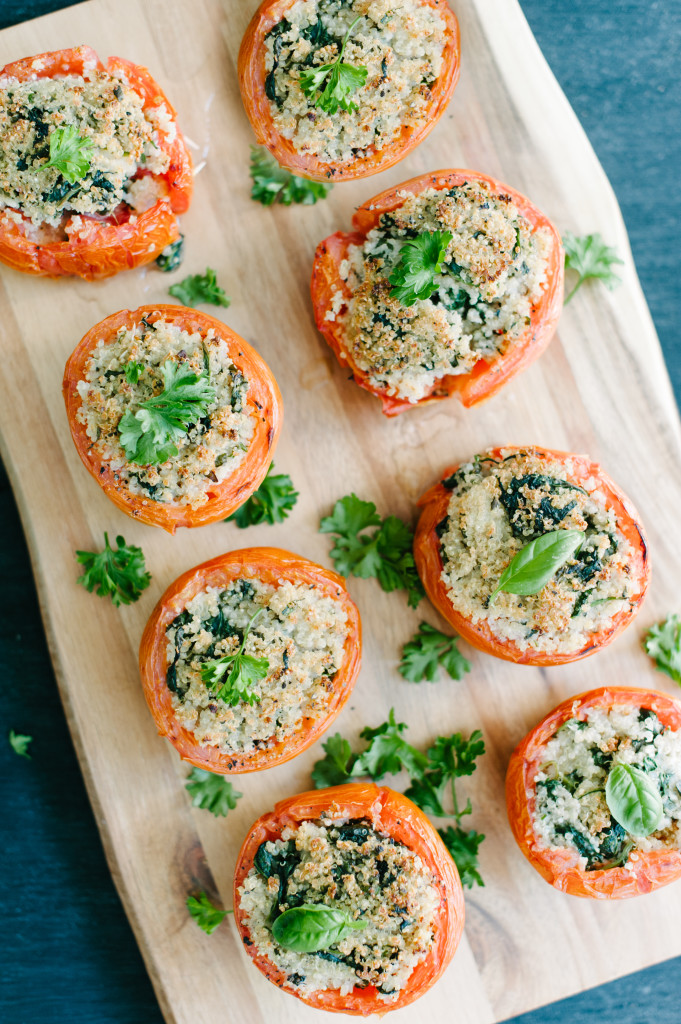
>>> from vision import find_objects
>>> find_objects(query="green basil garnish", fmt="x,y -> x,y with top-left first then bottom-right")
605,763 -> 664,837
489,529 -> 583,604
271,903 -> 366,952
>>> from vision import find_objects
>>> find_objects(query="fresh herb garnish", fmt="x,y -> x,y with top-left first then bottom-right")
437,826 -> 485,889
76,533 -> 151,606
311,732 -> 356,788
605,763 -> 663,837
405,731 -> 485,819
272,904 -> 365,952
118,359 -> 216,465
353,709 -> 430,780
226,462 -> 298,527
489,529 -> 583,604
125,361 -> 144,385
299,16 -> 368,114
169,267 -> 230,308
320,494 -> 424,607
644,614 -> 681,685
187,891 -> 231,934
156,235 -> 184,272
185,768 -> 242,817
399,622 -> 471,682
45,124 -> 93,183
9,730 -> 32,759
249,146 -> 332,206
200,610 -> 269,705
563,231 -> 623,303
389,230 -> 453,306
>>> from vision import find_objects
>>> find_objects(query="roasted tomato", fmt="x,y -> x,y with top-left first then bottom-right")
139,548 -> 361,773
0,45 -> 192,278
62,304 -> 282,532
413,446 -> 649,665
238,0 -> 460,182
311,170 -> 563,415
506,687 -> 681,898
233,783 -> 464,1012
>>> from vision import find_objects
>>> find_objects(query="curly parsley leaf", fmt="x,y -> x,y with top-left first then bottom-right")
45,124 -> 93,183
185,768 -> 242,817
125,361 -> 144,385
299,16 -> 367,114
399,622 -> 471,682
563,231 -> 623,303
226,462 -> 299,527
201,610 -> 269,705
644,614 -> 681,685
76,533 -> 151,606
169,267 -> 230,308
353,709 -> 429,780
187,891 -> 230,934
389,230 -> 452,306
118,359 -> 216,465
249,146 -> 332,206
320,494 -> 424,607
311,732 -> 357,788
9,730 -> 33,759
438,826 -> 486,889
405,731 -> 485,822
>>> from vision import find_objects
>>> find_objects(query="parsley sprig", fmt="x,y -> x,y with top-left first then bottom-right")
389,230 -> 452,306
75,533 -> 151,606
299,16 -> 368,114
249,146 -> 332,206
399,623 -> 471,682
644,614 -> 681,685
563,231 -> 623,303
9,730 -> 33,759
201,610 -> 269,705
187,891 -> 231,934
226,462 -> 299,527
319,494 -> 424,608
45,124 -> 93,183
169,268 -> 230,308
311,714 -> 486,887
118,359 -> 216,465
185,768 -> 242,817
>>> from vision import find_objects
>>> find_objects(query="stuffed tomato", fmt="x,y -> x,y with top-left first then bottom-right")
506,687 -> 681,899
0,45 -> 192,279
238,0 -> 460,182
62,304 -> 282,532
233,783 -> 464,1012
413,446 -> 649,665
139,548 -> 361,773
311,170 -> 563,415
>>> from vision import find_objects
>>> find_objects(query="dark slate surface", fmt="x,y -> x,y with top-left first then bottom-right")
0,3 -> 679,1023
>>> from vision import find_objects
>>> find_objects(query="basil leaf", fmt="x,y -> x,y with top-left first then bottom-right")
271,903 -> 365,952
489,529 -> 583,603
605,763 -> 664,837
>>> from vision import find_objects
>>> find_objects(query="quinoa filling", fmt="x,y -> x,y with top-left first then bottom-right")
75,318 -> 254,508
0,67 -> 170,232
533,706 -> 681,869
166,578 -> 348,752
239,817 -> 439,999
326,184 -> 551,402
438,449 -> 636,655
264,0 -> 446,165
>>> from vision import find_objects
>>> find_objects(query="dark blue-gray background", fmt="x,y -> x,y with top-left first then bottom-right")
1,2 -> 679,1022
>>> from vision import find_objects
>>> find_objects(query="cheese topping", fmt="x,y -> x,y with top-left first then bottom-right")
0,69 -> 169,230
328,184 -> 551,402
264,0 -> 446,165
239,816 -> 439,999
533,705 -> 681,868
166,578 -> 349,752
76,318 -> 254,508
438,449 -> 637,655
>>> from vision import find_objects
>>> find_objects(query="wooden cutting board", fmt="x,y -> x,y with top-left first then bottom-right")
1,0 -> 680,1021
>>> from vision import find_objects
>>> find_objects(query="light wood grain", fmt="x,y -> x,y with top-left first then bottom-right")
0,0 -> 680,1021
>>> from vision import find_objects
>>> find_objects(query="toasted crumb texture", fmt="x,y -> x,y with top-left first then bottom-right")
166,578 -> 348,752
0,68 -> 169,230
327,184 -> 551,402
239,816 -> 439,999
533,706 -> 681,869
264,0 -> 446,164
76,318 -> 254,508
438,449 -> 636,655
